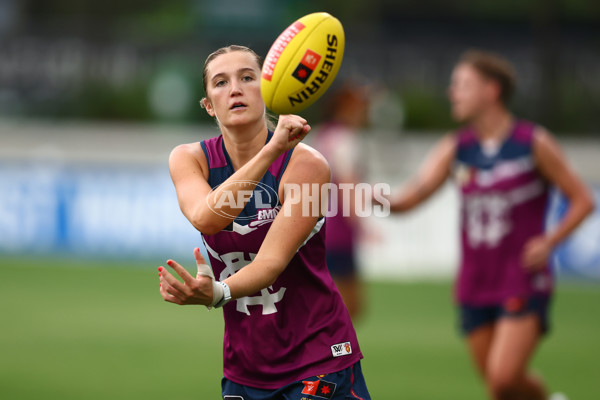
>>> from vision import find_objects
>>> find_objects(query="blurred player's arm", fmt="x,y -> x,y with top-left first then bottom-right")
388,134 -> 457,213
331,133 -> 362,225
522,128 -> 595,268
223,145 -> 330,299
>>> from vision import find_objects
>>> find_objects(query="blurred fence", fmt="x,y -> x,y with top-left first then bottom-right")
0,120 -> 206,261
1,119 -> 598,279
1,1 -> 600,132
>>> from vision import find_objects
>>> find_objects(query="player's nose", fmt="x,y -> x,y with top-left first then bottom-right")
230,81 -> 243,96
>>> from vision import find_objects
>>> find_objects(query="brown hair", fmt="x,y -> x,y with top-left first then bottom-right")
458,50 -> 516,105
202,45 -> 262,98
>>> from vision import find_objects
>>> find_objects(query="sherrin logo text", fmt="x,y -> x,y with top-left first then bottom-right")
288,34 -> 339,107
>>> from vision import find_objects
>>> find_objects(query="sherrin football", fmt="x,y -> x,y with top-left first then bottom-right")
261,12 -> 345,115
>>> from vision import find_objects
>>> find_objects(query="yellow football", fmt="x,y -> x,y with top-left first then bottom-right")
261,12 -> 345,115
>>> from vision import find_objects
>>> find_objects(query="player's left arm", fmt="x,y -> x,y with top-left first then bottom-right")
523,127 -> 595,269
158,144 -> 331,306
222,144 -> 330,299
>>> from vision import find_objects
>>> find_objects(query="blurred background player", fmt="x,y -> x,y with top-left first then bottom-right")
311,83 -> 371,321
384,50 -> 594,400
158,45 -> 370,399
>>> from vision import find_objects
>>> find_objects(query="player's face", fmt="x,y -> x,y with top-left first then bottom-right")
203,51 -> 264,127
448,63 -> 493,122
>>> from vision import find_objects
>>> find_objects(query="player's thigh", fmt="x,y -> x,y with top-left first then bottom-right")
486,313 -> 542,385
460,303 -> 497,376
465,323 -> 495,377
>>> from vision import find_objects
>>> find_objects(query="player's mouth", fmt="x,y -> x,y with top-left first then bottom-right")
230,102 -> 247,110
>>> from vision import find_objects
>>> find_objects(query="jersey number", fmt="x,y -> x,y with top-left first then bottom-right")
218,251 -> 286,315
464,194 -> 512,248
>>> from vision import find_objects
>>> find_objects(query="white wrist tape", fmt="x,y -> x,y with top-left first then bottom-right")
196,262 -> 227,309
210,280 -> 225,308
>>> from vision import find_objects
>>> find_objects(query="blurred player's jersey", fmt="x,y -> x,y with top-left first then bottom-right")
199,132 -> 362,389
453,120 -> 553,306
311,121 -> 362,253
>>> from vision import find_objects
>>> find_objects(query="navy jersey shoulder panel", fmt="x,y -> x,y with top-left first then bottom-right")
276,148 -> 295,188
501,120 -> 536,159
455,126 -> 480,166
200,140 -> 211,184
455,120 -> 536,169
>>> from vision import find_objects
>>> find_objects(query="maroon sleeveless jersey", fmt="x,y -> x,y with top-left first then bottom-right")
453,120 -> 553,306
200,133 -> 362,389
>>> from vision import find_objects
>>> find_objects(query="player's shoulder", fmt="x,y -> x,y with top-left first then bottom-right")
530,123 -> 563,157
169,142 -> 209,177
285,143 -> 331,182
451,125 -> 477,147
434,131 -> 460,157
170,142 -> 204,162
290,143 -> 329,168
531,123 -> 552,142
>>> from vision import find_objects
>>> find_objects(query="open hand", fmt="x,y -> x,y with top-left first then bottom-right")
159,247 -> 214,306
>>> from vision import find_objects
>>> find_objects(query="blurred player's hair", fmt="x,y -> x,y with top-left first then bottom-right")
321,82 -> 370,126
459,50 -> 516,105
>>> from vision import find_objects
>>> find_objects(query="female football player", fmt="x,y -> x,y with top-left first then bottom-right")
158,45 -> 370,400
386,50 -> 594,400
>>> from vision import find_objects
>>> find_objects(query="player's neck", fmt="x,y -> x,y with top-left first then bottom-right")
221,121 -> 269,171
471,106 -> 513,142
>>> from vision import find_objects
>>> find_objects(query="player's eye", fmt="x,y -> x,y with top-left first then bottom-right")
242,75 -> 254,82
215,80 -> 226,87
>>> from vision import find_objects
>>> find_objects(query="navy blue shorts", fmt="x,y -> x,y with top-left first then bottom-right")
459,295 -> 552,336
222,361 -> 370,400
326,250 -> 357,278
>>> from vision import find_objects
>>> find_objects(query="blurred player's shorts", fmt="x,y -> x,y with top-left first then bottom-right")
547,186 -> 600,280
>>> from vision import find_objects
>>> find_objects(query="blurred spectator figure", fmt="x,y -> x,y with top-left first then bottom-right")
311,83 -> 370,321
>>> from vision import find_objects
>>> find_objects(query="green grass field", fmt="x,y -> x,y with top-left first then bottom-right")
1,257 -> 598,399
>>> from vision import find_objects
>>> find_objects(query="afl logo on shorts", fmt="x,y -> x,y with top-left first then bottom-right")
302,379 -> 336,399
504,297 -> 525,313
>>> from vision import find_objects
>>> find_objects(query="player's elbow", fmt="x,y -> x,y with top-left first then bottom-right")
189,212 -> 225,236
195,223 -> 222,236
581,188 -> 595,217
389,199 -> 415,213
263,275 -> 278,289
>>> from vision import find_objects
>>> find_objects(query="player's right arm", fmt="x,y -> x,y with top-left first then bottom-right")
388,134 -> 457,213
169,115 -> 310,235
169,143 -> 218,233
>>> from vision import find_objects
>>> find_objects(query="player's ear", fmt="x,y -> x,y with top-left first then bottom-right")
200,97 -> 215,117
486,80 -> 502,104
